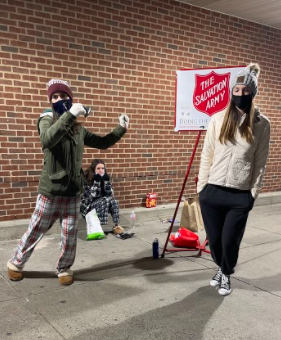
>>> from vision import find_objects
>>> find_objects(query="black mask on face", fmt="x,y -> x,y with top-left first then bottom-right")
232,94 -> 252,112
53,98 -> 72,116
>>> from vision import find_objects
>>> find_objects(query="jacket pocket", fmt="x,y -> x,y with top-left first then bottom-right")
45,148 -> 68,181
49,170 -> 67,180
228,158 -> 252,187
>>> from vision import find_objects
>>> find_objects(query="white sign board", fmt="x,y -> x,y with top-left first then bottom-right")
175,66 -> 245,131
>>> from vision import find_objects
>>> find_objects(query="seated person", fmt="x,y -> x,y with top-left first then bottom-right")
80,159 -> 124,235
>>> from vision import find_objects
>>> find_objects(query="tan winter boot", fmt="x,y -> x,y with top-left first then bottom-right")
58,269 -> 74,286
7,261 -> 23,281
112,225 -> 124,235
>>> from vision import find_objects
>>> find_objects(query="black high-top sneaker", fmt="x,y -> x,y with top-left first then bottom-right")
218,274 -> 232,296
209,267 -> 222,287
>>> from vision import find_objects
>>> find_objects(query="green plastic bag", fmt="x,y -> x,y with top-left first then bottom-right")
85,209 -> 105,240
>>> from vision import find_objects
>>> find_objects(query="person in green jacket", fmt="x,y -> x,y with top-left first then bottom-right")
7,79 -> 129,286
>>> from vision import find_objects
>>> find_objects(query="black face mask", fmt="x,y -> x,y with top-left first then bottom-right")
232,94 -> 252,112
53,98 -> 72,116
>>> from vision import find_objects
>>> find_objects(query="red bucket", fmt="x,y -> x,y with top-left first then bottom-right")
169,228 -> 199,248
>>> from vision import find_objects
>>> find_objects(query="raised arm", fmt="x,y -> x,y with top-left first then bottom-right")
38,111 -> 76,150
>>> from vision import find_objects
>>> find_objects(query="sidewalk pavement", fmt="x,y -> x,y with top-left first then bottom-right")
0,194 -> 280,340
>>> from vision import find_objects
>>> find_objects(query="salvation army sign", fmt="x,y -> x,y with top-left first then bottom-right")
175,66 -> 245,131
193,71 -> 230,116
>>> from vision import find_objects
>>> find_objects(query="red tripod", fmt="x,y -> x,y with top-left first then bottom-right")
161,131 -> 210,258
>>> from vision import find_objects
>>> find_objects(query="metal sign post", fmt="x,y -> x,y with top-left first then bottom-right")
161,130 -> 210,257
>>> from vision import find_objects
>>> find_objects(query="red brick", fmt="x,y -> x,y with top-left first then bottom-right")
0,0 -> 280,221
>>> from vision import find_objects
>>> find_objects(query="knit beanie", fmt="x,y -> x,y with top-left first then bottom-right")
230,63 -> 261,98
47,79 -> 73,101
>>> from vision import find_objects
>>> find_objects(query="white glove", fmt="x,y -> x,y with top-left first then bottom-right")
119,114 -> 129,129
69,103 -> 86,117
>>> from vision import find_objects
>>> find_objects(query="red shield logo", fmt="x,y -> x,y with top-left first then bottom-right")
193,71 -> 231,116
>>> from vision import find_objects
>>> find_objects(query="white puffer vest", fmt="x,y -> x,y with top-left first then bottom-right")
197,109 -> 270,199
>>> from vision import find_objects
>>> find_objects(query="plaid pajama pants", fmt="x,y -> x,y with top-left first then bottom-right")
83,196 -> 120,226
11,194 -> 80,273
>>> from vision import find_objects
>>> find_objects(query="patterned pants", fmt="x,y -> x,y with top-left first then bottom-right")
11,194 -> 80,273
80,194 -> 120,226
86,196 -> 120,226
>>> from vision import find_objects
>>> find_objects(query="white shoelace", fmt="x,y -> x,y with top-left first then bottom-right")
220,274 -> 230,289
213,268 -> 222,281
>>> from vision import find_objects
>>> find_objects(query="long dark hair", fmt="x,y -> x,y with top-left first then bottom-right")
84,159 -> 107,184
219,99 -> 255,144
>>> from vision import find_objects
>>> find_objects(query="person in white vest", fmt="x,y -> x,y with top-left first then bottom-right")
197,63 -> 270,296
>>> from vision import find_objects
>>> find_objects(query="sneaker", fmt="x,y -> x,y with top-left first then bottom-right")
218,274 -> 232,296
210,267 -> 222,287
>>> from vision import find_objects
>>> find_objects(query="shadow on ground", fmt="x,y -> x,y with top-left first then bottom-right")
68,286 -> 223,340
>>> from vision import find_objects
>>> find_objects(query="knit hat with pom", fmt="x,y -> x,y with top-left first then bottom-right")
231,63 -> 260,98
47,79 -> 73,101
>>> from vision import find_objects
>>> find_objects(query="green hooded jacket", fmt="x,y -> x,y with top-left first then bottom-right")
36,109 -> 126,198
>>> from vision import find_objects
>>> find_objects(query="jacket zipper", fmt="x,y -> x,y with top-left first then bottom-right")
225,145 -> 234,186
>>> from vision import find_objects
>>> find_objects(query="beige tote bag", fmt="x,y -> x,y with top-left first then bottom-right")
180,197 -> 204,232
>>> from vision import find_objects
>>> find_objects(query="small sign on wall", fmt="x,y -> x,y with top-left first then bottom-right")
174,66 -> 245,131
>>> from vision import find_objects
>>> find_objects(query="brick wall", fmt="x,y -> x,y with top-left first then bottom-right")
0,0 -> 280,221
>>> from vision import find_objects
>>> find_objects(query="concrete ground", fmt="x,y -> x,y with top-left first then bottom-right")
0,196 -> 280,340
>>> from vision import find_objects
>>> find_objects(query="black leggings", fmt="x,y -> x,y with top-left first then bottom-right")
199,184 -> 254,275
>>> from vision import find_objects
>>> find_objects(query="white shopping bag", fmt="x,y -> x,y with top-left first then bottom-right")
85,209 -> 105,240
